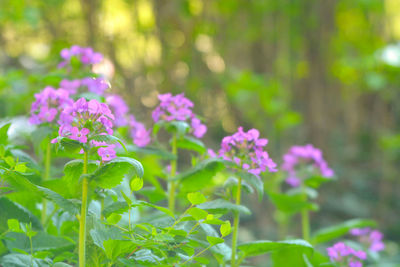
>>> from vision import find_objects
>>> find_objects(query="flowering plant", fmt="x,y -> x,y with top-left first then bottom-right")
0,45 -> 390,267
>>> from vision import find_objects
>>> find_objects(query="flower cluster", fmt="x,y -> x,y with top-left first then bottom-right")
54,98 -> 116,161
282,144 -> 334,187
58,45 -> 103,68
152,93 -> 207,138
60,77 -> 109,96
105,95 -> 152,147
327,242 -> 367,267
106,94 -> 129,127
29,87 -> 73,125
209,127 -> 277,176
128,115 -> 151,147
350,228 -> 385,252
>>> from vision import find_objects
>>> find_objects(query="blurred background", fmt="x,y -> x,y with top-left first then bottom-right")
0,0 -> 399,251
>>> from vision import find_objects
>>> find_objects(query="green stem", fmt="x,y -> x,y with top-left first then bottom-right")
100,198 -> 104,221
29,235 -> 33,267
79,152 -> 89,267
231,176 -> 242,267
301,186 -> 310,241
168,134 -> 177,213
41,141 -> 51,225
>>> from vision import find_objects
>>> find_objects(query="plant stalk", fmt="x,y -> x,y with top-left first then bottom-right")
168,134 -> 177,213
41,141 -> 51,225
301,186 -> 310,241
231,176 -> 242,267
79,152 -> 89,267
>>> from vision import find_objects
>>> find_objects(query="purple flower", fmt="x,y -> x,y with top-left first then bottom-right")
350,228 -> 385,252
55,98 -> 115,159
191,117 -> 207,138
81,77 -> 109,95
29,87 -> 73,125
70,127 -> 90,143
327,242 -> 366,266
152,93 -> 207,138
128,115 -> 151,147
106,94 -> 129,126
59,79 -> 81,94
58,45 -> 103,69
282,144 -> 334,187
97,145 -> 117,162
211,127 -> 277,176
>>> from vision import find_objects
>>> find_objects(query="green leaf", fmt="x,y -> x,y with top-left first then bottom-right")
90,226 -> 124,249
268,192 -> 318,214
36,186 -> 79,215
130,177 -> 143,191
102,202 -> 129,217
90,157 -> 144,189
5,231 -> 74,252
103,239 -> 135,261
7,219 -> 21,232
1,171 -> 39,193
187,192 -> 207,205
304,175 -> 333,189
311,219 -> 377,245
176,136 -> 206,154
271,240 -> 314,267
197,199 -> 251,215
57,137 -> 82,153
5,156 -> 15,168
52,263 -> 74,267
14,163 -> 27,173
0,254 -> 52,267
240,172 -> 264,200
121,190 -> 133,206
188,207 -> 208,221
176,158 -> 229,192
220,221 -> 231,237
166,121 -> 190,136
238,239 -> 313,258
0,123 -> 11,145
106,213 -> 122,224
133,200 -> 175,218
124,145 -> 176,160
0,197 -> 42,232
207,236 -> 224,246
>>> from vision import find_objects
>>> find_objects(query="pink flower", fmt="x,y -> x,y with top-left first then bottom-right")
128,115 -> 151,147
211,127 -> 277,176
350,228 -> 385,252
282,144 -> 334,187
152,93 -> 207,138
29,87 -> 73,125
98,145 -> 116,161
70,127 -> 90,143
58,45 -> 103,69
327,242 -> 366,266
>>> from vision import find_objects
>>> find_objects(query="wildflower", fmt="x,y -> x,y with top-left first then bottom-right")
282,144 -> 334,187
59,79 -> 81,95
128,115 -> 151,147
55,98 -> 116,161
29,87 -> 73,125
81,77 -> 109,95
152,93 -> 207,138
350,228 -> 385,252
58,45 -> 103,68
211,127 -> 277,176
106,94 -> 129,126
97,144 -> 117,161
327,242 -> 367,267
